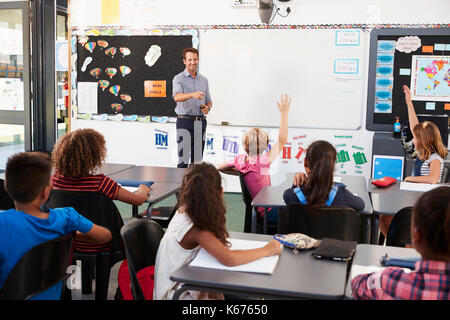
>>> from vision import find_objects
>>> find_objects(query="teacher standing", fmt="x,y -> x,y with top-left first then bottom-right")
172,48 -> 212,168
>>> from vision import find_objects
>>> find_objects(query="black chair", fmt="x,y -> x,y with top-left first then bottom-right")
0,233 -> 73,300
146,205 -> 177,228
0,179 -> 14,210
120,218 -> 165,300
386,207 -> 413,247
441,166 -> 450,183
278,204 -> 362,243
238,172 -> 277,234
47,189 -> 125,300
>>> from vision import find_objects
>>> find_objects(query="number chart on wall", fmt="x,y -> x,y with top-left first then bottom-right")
75,34 -> 193,117
366,28 -> 450,132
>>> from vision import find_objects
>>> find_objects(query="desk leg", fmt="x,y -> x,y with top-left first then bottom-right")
251,207 -> 257,233
361,215 -> 371,244
371,214 -> 380,244
263,208 -> 268,234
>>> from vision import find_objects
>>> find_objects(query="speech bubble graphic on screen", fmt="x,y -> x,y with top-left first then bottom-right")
395,36 -> 421,53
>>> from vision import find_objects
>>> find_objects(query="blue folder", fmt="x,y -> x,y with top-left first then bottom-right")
116,180 -> 154,188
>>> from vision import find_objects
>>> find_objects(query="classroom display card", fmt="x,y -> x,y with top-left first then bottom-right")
189,238 -> 280,274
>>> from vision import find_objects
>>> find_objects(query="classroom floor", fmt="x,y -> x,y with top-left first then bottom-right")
70,192 -> 246,300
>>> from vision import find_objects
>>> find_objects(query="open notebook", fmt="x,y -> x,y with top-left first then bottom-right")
189,238 -> 280,275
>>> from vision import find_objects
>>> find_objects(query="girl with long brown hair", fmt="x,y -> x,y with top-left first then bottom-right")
380,86 -> 448,238
283,140 -> 364,211
403,85 -> 447,184
154,162 -> 282,300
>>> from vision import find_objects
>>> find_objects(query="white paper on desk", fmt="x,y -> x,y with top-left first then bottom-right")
77,82 -> 98,114
121,186 -> 139,193
189,238 -> 280,274
333,176 -> 342,183
399,182 -> 445,192
350,265 -> 385,280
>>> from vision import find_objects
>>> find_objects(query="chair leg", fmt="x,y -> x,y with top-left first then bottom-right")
81,260 -> 94,295
95,252 -> 111,300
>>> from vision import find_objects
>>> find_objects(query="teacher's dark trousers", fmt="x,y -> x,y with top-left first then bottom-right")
176,116 -> 207,168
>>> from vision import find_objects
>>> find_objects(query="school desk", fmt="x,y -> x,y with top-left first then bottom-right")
368,180 -> 433,244
251,175 -> 373,243
344,244 -> 420,299
108,166 -> 185,217
98,163 -> 136,176
170,231 -> 350,300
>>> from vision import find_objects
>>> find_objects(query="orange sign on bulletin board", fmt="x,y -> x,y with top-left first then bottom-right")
422,46 -> 434,53
144,80 -> 167,98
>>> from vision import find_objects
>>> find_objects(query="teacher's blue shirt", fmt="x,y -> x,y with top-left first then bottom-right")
172,69 -> 212,116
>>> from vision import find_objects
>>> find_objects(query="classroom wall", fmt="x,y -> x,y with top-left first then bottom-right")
70,0 -> 450,26
69,0 -> 450,192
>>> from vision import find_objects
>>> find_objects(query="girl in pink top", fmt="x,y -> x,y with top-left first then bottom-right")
218,94 -> 291,223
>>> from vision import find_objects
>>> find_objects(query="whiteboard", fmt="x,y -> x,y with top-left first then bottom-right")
200,28 -> 368,129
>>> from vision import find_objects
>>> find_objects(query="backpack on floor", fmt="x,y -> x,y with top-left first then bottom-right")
116,259 -> 155,300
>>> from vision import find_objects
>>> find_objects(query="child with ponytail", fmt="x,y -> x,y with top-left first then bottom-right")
283,140 -> 364,212
217,94 -> 291,224
153,162 -> 282,300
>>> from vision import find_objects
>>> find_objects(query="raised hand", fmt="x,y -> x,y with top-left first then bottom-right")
276,94 -> 291,114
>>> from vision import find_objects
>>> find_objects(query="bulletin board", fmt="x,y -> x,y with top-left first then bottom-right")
201,28 -> 368,130
75,35 -> 193,116
366,28 -> 450,132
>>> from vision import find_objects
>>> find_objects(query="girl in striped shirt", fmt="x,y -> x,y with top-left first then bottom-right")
380,86 -> 447,238
403,85 -> 447,184
51,128 -> 150,252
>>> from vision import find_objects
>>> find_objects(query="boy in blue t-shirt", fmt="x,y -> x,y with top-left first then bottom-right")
0,151 -> 112,300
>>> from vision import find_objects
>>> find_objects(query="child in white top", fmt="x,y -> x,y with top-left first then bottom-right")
153,163 -> 282,300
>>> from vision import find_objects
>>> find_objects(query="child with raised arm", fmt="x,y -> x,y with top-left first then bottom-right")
380,86 -> 448,238
51,128 -> 150,253
0,152 -> 111,300
351,186 -> 450,300
153,163 -> 282,300
217,94 -> 291,224
403,85 -> 447,184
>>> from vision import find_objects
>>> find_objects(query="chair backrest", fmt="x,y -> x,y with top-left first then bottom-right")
441,166 -> 449,183
0,233 -> 73,300
47,189 -> 124,252
386,207 -> 413,247
238,172 -> 253,233
278,204 -> 362,243
0,179 -> 14,210
120,218 -> 165,300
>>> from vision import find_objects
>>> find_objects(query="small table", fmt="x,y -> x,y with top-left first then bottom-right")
251,175 -> 373,243
98,163 -> 136,176
108,165 -> 185,183
345,244 -> 420,299
108,166 -> 185,217
171,231 -> 350,300
368,181 -> 425,244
